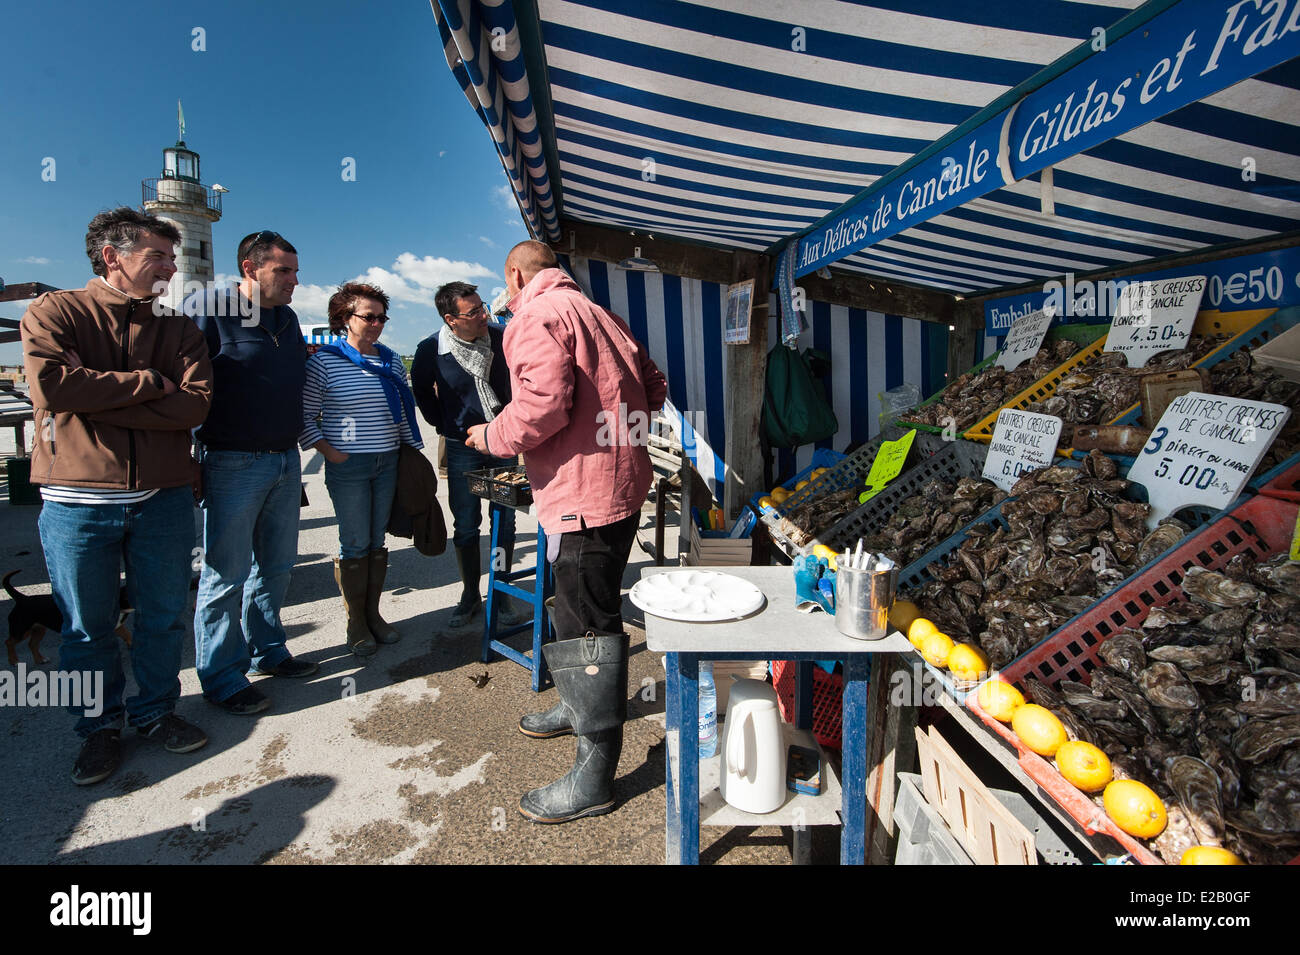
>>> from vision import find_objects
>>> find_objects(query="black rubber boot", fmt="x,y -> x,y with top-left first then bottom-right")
518,631 -> 628,823
450,544 -> 481,628
365,548 -> 401,644
518,700 -> 573,739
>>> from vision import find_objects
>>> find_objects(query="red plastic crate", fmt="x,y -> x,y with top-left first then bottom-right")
966,494 -> 1298,865
1257,451 -> 1300,502
771,660 -> 842,750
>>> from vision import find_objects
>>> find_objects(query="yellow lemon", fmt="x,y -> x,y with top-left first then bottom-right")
770,486 -> 792,503
812,468 -> 828,478
1104,780 -> 1168,839
757,496 -> 777,511
1011,704 -> 1068,757
888,599 -> 920,633
811,544 -> 838,570
1180,846 -> 1244,865
947,643 -> 990,683
795,480 -> 810,492
976,680 -> 1024,722
1055,741 -> 1113,793
920,631 -> 955,668
907,617 -> 939,649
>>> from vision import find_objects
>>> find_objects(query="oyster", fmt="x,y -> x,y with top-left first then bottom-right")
1181,567 -> 1261,608
1231,715 -> 1300,764
1166,755 -> 1226,845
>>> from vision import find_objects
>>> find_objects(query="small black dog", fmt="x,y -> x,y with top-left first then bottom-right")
3,570 -> 133,666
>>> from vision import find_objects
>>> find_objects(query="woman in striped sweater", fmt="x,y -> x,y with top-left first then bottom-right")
301,282 -> 422,657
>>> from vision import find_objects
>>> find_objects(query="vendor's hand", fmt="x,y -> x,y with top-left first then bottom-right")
465,423 -> 489,453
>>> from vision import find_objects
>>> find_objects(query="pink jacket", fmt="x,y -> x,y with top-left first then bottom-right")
485,268 -> 668,533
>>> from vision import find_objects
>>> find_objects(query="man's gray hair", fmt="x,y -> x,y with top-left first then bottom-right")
84,207 -> 181,277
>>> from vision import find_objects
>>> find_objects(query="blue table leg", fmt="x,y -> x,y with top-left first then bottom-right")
841,655 -> 870,865
664,651 -> 681,865
677,652 -> 700,866
531,524 -> 549,691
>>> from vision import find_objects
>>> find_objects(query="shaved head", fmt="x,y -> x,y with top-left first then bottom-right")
504,239 -> 558,298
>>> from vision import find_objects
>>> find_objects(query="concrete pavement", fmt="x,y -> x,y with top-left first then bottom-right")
1,444 -> 805,865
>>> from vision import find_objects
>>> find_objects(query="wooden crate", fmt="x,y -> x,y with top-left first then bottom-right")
914,724 -> 1036,865
685,523 -> 751,567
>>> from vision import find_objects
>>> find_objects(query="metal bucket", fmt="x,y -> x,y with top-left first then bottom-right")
833,564 -> 899,641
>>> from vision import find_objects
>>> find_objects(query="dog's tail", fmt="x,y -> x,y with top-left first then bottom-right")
2,570 -> 25,602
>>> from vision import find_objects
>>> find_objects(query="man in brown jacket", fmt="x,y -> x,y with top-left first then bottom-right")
21,207 -> 214,785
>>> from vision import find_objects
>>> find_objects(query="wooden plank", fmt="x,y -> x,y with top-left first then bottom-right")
797,269 -> 955,325
722,251 -> 770,520
554,219 -> 736,286
946,311 -> 982,384
863,652 -> 919,864
914,724 -> 1036,865
0,282 -> 58,303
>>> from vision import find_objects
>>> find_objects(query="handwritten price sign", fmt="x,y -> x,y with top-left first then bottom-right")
858,430 -> 916,503
1104,275 -> 1205,367
995,307 -> 1055,371
1129,392 -> 1290,524
982,410 -> 1063,491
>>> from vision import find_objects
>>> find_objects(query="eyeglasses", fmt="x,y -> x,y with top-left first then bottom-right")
451,304 -> 488,320
351,312 -> 389,325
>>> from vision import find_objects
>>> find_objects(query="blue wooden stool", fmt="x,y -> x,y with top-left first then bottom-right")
481,502 -> 554,691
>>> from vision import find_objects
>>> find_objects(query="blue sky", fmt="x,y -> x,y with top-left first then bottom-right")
0,0 -> 529,361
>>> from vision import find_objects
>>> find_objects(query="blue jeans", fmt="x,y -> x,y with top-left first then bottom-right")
445,438 -> 515,552
39,486 -> 195,737
324,450 -> 399,559
194,449 -> 301,702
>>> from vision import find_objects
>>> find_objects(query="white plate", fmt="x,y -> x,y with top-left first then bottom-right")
629,571 -> 766,622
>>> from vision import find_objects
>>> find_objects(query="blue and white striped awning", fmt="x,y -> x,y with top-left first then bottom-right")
431,0 -> 1300,296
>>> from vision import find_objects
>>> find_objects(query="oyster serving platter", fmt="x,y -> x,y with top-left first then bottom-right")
629,571 -> 765,622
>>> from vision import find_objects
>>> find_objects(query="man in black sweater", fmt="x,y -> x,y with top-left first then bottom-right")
184,231 -> 318,716
411,281 -> 521,628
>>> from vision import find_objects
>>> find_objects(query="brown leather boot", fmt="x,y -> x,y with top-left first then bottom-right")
334,557 -> 377,657
365,548 -> 401,644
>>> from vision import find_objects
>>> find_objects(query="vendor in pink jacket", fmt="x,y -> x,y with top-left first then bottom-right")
467,240 -> 667,825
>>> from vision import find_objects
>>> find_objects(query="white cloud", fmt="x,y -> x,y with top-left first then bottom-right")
19,256 -> 50,265
494,183 -> 517,210
438,150 -> 447,158
286,252 -> 501,357
479,236 -> 496,248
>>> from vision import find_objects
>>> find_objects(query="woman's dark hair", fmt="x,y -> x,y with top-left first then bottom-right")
328,282 -> 390,334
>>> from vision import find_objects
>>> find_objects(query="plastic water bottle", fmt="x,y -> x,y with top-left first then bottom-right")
699,662 -> 718,758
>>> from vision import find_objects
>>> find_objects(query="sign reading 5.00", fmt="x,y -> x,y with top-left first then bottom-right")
1129,392 -> 1290,524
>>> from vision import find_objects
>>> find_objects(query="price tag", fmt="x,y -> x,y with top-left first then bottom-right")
1103,275 -> 1206,367
996,307 -> 1055,371
1128,392 -> 1290,524
982,410 -> 1063,491
858,430 -> 916,503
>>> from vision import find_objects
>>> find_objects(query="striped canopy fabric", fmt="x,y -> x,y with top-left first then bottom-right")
432,0 -> 1300,297
558,254 -> 948,493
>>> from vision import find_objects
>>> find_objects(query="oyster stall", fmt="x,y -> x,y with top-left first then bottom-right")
432,0 -> 1300,864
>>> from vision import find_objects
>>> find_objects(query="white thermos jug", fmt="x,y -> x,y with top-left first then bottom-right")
719,678 -> 787,814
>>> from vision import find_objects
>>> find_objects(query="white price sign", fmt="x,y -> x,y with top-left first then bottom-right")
1104,275 -> 1206,367
1129,392 -> 1290,524
996,307 -> 1055,371
982,409 -> 1063,491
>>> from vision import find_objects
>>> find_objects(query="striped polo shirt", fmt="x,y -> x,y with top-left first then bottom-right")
300,348 -> 421,453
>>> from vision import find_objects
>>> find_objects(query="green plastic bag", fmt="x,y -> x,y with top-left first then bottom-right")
762,345 -> 838,449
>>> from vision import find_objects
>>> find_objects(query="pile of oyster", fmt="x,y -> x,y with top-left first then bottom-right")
1025,335 -> 1226,446
907,451 -> 1193,669
1023,555 -> 1300,864
823,476 -> 1006,565
904,338 -> 1082,432
773,487 -> 863,549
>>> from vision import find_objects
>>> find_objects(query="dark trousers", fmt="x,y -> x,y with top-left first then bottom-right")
550,512 -> 640,641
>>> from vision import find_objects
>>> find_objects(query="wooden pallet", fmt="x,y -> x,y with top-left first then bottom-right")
914,724 -> 1036,865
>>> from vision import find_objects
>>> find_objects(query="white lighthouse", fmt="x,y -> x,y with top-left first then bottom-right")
142,102 -> 222,311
